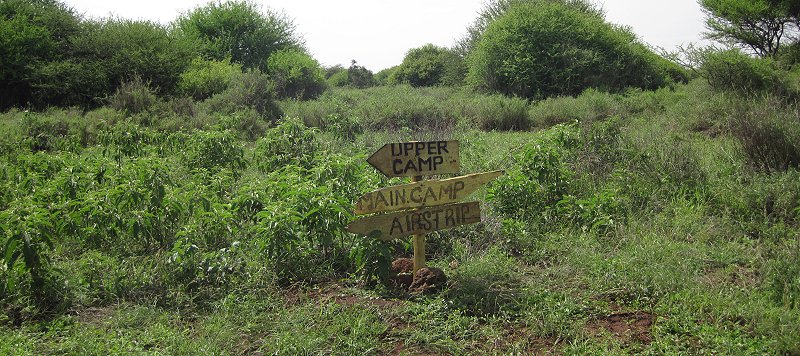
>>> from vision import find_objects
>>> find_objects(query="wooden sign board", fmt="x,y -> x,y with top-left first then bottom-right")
367,141 -> 459,178
354,170 -> 504,215
346,201 -> 481,241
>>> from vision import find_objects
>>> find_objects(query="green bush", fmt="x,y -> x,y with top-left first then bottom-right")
374,66 -> 398,85
185,130 -> 247,173
71,18 -> 195,102
467,1 -> 677,99
176,0 -> 302,71
178,58 -> 242,100
267,49 -> 326,100
488,125 -> 578,223
254,117 -> 318,171
472,95 -> 530,130
202,69 -> 282,120
0,0 -> 82,109
529,89 -> 624,128
347,61 -> 376,88
724,96 -> 800,173
108,77 -> 159,115
326,69 -> 349,87
390,44 -> 466,87
702,49 -> 797,98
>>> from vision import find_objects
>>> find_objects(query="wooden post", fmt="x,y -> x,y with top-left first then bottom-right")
411,175 -> 425,275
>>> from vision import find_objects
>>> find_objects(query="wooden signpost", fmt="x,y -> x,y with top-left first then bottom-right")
347,140 -> 502,275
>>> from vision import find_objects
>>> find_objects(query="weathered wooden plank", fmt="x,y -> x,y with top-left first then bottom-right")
353,170 -> 504,215
367,141 -> 460,178
346,201 -> 481,241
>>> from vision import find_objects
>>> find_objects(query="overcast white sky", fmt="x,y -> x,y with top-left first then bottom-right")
63,0 -> 710,72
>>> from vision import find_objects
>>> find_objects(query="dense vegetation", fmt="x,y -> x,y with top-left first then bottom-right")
1,0 -> 799,354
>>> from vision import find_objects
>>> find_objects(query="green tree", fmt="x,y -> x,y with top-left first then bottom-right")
347,60 -> 375,88
455,0 -> 602,56
267,49 -> 326,100
467,1 -> 681,99
700,0 -> 800,57
68,18 -> 196,101
176,0 -> 303,71
178,58 -> 243,100
390,44 -> 466,87
0,0 -> 81,109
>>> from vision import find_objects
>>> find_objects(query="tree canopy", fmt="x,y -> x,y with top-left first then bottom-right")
700,0 -> 800,57
390,44 -> 466,87
467,1 -> 683,99
177,0 -> 303,72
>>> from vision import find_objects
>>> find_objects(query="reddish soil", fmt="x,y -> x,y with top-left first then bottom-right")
587,311 -> 655,345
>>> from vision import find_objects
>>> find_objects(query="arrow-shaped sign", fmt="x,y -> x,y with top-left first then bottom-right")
354,170 -> 504,215
367,140 -> 460,178
346,201 -> 481,241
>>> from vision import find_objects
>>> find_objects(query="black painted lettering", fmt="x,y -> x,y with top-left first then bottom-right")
392,159 -> 404,174
394,189 -> 406,205
439,183 -> 453,200
438,141 -> 448,154
390,217 -> 403,235
424,186 -> 437,203
418,157 -> 432,172
453,181 -> 465,199
404,159 -> 417,174
403,143 -> 414,155
432,209 -> 443,230
432,156 -> 443,170
375,191 -> 389,208
445,207 -> 455,226
410,187 -> 423,203
415,142 -> 425,156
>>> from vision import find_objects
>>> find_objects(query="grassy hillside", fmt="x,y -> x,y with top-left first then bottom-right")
0,79 -> 798,354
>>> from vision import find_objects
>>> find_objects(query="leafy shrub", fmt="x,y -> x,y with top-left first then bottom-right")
254,117 -> 318,171
347,60 -> 376,88
374,66 -> 398,85
167,237 -> 242,292
0,197 -> 55,306
177,0 -> 302,71
185,130 -> 247,173
202,69 -> 282,120
0,0 -> 82,109
467,1 -> 677,99
702,49 -> 797,98
326,69 -> 349,87
390,44 -> 466,87
267,49 -> 326,100
472,94 -> 530,130
108,77 -> 159,115
178,58 -> 242,100
489,125 -> 578,223
529,89 -> 624,128
725,96 -> 800,173
71,18 -> 196,102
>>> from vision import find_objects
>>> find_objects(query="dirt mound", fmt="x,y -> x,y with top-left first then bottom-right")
409,267 -> 447,294
391,258 -> 414,274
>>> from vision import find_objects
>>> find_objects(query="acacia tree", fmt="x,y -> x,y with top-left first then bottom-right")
700,0 -> 799,57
